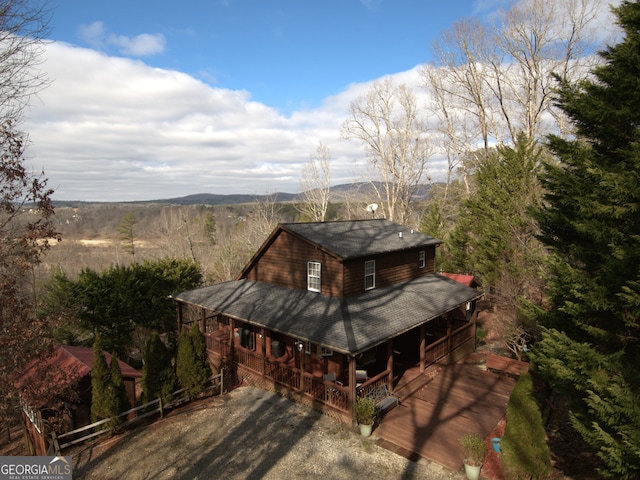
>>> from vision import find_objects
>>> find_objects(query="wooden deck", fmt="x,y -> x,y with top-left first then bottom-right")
375,358 -> 516,472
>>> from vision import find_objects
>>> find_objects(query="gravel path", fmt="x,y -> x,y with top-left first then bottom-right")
73,386 -> 465,480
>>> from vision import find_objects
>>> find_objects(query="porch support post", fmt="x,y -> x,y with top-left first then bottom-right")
446,314 -> 453,364
200,308 -> 206,333
299,342 -> 306,393
470,300 -> 478,351
348,356 -> 357,422
261,329 -> 266,378
229,318 -> 235,361
419,323 -> 426,373
177,302 -> 183,333
386,339 -> 394,391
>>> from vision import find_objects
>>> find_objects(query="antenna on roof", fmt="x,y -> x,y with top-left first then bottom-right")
366,203 -> 379,218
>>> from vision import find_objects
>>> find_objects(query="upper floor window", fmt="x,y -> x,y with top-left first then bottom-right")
419,250 -> 426,269
307,261 -> 321,292
364,260 -> 375,290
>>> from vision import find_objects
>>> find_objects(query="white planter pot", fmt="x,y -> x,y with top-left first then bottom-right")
359,423 -> 373,437
463,462 -> 481,480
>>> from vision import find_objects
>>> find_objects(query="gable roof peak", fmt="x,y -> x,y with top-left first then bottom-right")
280,219 -> 441,260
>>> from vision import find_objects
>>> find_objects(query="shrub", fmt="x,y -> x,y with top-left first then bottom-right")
460,433 -> 486,466
354,397 -> 376,425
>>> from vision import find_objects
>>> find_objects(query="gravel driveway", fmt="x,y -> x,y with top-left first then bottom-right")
73,386 -> 465,480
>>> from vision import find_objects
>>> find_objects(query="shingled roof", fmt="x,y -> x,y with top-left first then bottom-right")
172,273 -> 481,356
280,219 -> 441,260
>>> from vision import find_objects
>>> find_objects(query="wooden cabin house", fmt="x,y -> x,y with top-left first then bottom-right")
171,219 -> 482,422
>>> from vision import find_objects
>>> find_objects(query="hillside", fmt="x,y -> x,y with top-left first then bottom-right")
52,182 -> 434,207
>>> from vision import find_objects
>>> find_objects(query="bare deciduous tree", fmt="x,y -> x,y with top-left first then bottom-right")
296,142 -> 331,222
246,192 -> 283,252
342,78 -> 431,224
423,0 -> 607,156
0,0 -> 52,122
1,120 -> 58,425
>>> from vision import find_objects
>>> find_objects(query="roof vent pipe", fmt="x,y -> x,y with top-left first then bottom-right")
398,231 -> 403,238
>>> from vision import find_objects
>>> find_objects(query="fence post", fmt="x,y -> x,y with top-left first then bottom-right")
159,397 -> 164,419
47,431 -> 60,456
220,367 -> 224,394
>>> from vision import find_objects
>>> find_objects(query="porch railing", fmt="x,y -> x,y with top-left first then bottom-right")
302,373 -> 350,412
423,321 -> 475,369
356,370 -> 391,397
451,322 -> 474,350
266,358 -> 301,390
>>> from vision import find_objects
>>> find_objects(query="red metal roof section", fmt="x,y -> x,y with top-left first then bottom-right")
21,344 -> 142,386
440,272 -> 476,287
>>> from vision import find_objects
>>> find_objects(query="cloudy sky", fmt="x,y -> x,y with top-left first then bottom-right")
21,0 -> 612,201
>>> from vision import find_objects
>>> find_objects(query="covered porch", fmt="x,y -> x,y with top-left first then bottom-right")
178,302 -> 477,423
172,274 -> 482,423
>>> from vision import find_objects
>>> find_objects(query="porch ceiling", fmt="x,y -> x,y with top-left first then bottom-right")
171,274 -> 482,356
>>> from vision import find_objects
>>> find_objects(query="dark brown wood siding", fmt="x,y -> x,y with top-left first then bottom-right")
243,230 -> 344,296
343,246 -> 436,297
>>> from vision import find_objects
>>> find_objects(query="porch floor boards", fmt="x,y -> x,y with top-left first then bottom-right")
375,359 -> 516,472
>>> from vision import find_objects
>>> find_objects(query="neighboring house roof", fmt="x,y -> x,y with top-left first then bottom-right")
440,272 -> 478,288
19,345 -> 141,408
55,345 -> 142,379
172,273 -> 482,356
280,219 -> 441,260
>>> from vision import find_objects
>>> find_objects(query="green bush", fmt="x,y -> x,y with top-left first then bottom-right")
501,372 -> 551,479
460,433 -> 486,466
354,397 -> 376,425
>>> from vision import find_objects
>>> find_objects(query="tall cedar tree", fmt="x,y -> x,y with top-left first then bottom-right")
189,321 -> 210,387
176,327 -> 196,396
530,2 -> 640,477
176,324 -> 209,397
90,335 -> 116,423
110,352 -> 131,416
141,332 -> 175,403
447,133 -> 545,309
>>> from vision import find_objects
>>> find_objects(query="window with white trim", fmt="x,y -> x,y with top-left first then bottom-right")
307,261 -> 321,292
364,260 -> 375,290
419,250 -> 425,269
320,346 -> 333,357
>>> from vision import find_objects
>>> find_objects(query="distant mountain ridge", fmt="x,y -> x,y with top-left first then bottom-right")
53,182 -> 433,207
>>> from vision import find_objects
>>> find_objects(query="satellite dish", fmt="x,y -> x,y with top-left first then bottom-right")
366,203 -> 379,214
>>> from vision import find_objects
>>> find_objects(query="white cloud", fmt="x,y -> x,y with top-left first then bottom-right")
77,21 -> 106,49
25,42 -> 394,201
108,32 -> 166,56
77,21 -> 165,57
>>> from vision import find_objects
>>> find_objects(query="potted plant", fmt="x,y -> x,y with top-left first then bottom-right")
460,433 -> 486,480
354,397 -> 376,437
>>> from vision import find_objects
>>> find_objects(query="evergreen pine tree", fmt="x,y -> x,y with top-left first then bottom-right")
90,334 -> 113,423
189,321 -> 211,391
448,133 -> 546,308
142,332 -> 175,403
176,327 -> 198,396
530,2 -> 640,477
110,352 -> 131,416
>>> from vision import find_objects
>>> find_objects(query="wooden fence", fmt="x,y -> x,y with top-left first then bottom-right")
42,371 -> 224,456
